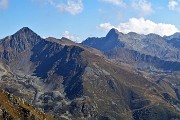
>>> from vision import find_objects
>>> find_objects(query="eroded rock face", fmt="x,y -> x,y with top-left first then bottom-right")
0,27 -> 180,120
0,27 -> 92,119
105,48 -> 180,71
0,27 -> 43,61
69,96 -> 95,118
82,28 -> 180,71
31,44 -> 87,99
83,28 -> 125,51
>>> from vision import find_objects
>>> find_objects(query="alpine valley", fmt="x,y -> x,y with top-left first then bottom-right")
0,27 -> 180,120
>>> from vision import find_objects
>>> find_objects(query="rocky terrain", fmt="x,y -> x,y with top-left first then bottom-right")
83,28 -> 180,61
0,27 -> 180,120
82,28 -> 180,119
0,89 -> 54,120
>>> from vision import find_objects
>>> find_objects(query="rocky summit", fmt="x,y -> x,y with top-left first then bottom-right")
82,28 -> 180,71
0,27 -> 180,120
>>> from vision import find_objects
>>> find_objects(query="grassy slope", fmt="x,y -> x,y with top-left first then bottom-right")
82,51 -> 180,120
0,89 -> 54,120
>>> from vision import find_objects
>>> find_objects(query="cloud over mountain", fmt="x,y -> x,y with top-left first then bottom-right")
63,31 -> 82,43
99,17 -> 179,36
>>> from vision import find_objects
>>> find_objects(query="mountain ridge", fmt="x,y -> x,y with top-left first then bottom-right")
0,27 -> 180,120
82,28 -> 180,71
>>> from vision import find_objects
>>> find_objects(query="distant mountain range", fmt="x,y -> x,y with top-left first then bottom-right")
82,28 -> 180,71
0,27 -> 180,120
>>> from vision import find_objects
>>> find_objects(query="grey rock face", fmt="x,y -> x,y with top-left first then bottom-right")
82,28 -> 125,51
82,28 -> 180,71
0,27 -> 90,119
1,27 -> 180,120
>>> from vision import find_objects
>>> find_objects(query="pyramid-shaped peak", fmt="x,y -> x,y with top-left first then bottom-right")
106,28 -> 124,39
107,28 -> 124,36
13,27 -> 40,37
107,28 -> 119,34
7,27 -> 43,47
20,27 -> 31,31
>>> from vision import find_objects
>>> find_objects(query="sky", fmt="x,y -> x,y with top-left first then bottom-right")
0,0 -> 180,42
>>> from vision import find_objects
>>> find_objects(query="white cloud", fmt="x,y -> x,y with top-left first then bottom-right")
99,22 -> 115,31
168,0 -> 178,10
35,0 -> 83,15
98,18 -> 179,36
100,0 -> 126,7
132,0 -> 153,15
0,0 -> 8,9
63,31 -> 82,43
57,0 -> 83,15
168,0 -> 180,12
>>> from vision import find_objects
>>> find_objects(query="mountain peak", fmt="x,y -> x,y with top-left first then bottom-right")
106,28 -> 123,39
109,28 -> 119,33
0,27 -> 44,59
11,27 -> 42,44
20,27 -> 31,31
14,27 -> 37,36
107,28 -> 119,35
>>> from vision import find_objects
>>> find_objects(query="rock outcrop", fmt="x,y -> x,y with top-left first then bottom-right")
0,27 -> 180,120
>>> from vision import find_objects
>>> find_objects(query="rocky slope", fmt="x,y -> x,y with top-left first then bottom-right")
82,28 -> 180,119
164,32 -> 180,49
0,89 -> 54,120
0,27 -> 180,120
82,28 -> 180,71
105,48 -> 180,71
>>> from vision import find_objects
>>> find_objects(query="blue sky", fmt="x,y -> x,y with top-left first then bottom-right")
0,0 -> 180,42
